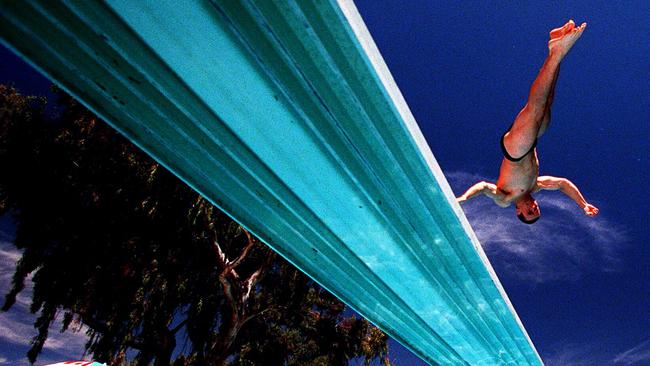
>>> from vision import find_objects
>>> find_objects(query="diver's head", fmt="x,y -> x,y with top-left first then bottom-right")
515,194 -> 540,224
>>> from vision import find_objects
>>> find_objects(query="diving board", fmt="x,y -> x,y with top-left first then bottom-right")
0,1 -> 543,364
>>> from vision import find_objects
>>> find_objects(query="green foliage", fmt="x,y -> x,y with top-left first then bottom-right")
0,85 -> 392,366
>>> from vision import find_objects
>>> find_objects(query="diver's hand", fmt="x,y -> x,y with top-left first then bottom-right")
583,203 -> 599,217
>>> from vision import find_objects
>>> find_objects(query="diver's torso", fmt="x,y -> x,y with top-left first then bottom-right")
496,149 -> 539,202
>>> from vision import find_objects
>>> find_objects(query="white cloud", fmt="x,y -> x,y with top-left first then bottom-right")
42,323 -> 89,354
0,309 -> 39,345
0,239 -> 89,364
543,342 -> 611,366
447,171 -> 628,283
0,242 -> 30,308
613,339 -> 650,365
544,339 -> 650,366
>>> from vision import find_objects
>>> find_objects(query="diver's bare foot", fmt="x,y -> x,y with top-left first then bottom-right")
549,20 -> 586,59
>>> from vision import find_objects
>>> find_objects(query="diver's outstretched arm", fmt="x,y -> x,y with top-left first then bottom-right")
537,176 -> 599,216
457,181 -> 499,203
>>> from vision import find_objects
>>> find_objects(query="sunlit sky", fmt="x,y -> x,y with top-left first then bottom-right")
1,1 -> 649,365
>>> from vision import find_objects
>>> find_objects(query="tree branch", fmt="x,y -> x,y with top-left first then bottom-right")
211,237 -> 228,269
218,268 -> 239,326
227,229 -> 255,271
241,307 -> 269,326
242,249 -> 275,302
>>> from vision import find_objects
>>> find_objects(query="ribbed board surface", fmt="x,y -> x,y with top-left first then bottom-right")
0,1 -> 542,364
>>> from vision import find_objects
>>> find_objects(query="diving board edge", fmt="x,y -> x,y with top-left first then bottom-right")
337,0 -> 542,363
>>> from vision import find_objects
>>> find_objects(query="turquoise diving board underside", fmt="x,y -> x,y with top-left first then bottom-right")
0,1 -> 543,364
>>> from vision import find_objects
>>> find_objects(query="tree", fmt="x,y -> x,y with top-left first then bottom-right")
0,85 -> 391,366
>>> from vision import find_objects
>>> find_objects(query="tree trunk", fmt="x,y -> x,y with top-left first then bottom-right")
154,327 -> 176,366
210,319 -> 243,366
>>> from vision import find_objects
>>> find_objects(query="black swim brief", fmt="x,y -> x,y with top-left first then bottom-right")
500,128 -> 537,162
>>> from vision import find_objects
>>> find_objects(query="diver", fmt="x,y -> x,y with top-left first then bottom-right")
457,20 -> 599,224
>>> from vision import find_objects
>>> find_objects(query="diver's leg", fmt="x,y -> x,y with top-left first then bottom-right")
502,53 -> 562,157
537,64 -> 560,137
503,20 -> 585,157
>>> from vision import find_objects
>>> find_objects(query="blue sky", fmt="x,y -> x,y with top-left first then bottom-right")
354,0 -> 650,364
1,1 -> 649,365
